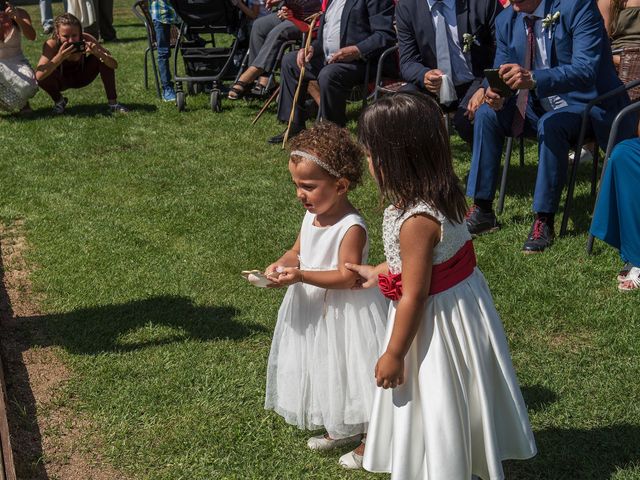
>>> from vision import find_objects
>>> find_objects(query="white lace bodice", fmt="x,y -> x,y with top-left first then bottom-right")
382,202 -> 471,274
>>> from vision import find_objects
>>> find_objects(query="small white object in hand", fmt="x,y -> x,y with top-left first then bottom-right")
241,270 -> 277,288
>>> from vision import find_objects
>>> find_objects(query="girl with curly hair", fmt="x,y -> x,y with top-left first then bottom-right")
264,121 -> 388,469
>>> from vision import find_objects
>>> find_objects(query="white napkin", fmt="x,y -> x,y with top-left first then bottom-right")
439,74 -> 457,105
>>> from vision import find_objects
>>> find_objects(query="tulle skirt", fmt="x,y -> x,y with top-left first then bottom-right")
265,283 -> 388,439
364,269 -> 537,480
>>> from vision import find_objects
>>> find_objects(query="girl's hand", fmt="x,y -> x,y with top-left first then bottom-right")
375,351 -> 404,389
264,263 -> 282,278
344,263 -> 379,289
271,267 -> 302,286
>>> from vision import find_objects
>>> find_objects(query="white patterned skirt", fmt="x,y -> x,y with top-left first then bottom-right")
0,55 -> 38,112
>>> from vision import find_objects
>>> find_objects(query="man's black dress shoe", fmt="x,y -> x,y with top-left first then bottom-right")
465,205 -> 500,237
522,218 -> 554,253
268,125 -> 305,144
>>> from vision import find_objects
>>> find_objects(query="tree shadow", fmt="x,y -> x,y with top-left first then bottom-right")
521,384 -> 558,413
504,424 -> 640,479
0,244 -> 48,479
0,275 -> 265,478
21,296 -> 265,355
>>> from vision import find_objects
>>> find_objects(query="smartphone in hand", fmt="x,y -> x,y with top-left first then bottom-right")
484,69 -> 516,98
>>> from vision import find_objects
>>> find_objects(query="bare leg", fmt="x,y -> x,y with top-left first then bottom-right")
229,66 -> 264,99
308,80 -> 320,105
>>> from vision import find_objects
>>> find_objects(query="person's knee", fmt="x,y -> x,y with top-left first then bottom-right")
537,111 -> 570,141
281,51 -> 299,76
317,65 -> 344,89
474,103 -> 497,127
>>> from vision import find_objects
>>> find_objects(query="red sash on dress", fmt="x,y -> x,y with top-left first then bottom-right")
378,240 -> 477,301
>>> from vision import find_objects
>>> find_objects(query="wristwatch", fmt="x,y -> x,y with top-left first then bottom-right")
529,72 -> 537,90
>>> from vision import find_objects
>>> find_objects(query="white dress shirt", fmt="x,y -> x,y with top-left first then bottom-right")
519,1 -> 567,110
426,0 -> 474,85
323,0 -> 347,61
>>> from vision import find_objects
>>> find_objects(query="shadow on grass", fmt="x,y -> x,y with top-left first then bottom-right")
521,384 -> 557,412
22,296 -> 265,355
8,102 -> 157,121
504,424 -> 640,479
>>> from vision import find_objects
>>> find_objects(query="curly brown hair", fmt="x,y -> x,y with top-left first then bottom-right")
289,121 -> 364,190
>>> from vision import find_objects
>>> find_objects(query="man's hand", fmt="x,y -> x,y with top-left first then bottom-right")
465,87 -> 485,121
484,87 -> 505,111
327,45 -> 360,64
276,5 -> 291,19
499,63 -> 535,90
296,45 -> 314,69
423,69 -> 443,94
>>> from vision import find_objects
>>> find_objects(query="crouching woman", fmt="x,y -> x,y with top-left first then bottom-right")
0,2 -> 38,113
36,13 -> 127,114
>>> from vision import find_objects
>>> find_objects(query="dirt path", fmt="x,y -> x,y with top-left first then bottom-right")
0,220 -> 127,480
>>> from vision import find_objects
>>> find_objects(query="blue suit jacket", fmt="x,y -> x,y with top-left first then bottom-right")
397,0 -> 502,88
494,0 -> 626,109
312,0 -> 396,61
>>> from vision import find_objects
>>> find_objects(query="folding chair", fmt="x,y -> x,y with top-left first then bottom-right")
131,0 -> 180,98
561,78 -> 640,237
586,97 -> 640,254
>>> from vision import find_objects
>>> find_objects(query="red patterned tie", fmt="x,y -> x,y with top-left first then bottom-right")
511,16 -> 538,138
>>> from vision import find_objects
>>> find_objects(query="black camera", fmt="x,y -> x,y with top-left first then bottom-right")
70,40 -> 86,52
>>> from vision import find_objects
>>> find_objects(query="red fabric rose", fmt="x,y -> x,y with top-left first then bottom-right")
378,272 -> 403,301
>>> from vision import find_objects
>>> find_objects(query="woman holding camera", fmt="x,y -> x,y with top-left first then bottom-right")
36,13 -> 127,114
0,1 -> 38,113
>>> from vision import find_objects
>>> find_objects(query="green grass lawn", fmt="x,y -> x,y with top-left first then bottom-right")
2,2 -> 640,478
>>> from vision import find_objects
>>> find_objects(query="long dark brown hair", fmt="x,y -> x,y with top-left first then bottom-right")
609,0 -> 627,36
358,92 -> 468,223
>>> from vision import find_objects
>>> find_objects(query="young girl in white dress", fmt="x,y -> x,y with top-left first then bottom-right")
264,122 -> 389,469
348,93 -> 537,479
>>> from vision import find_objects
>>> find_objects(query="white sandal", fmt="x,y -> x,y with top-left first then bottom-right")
306,433 -> 361,451
618,266 -> 640,292
338,448 -> 364,469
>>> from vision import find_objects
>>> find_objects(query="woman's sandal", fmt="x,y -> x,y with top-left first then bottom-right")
617,261 -> 633,282
251,81 -> 277,97
228,80 -> 249,100
618,267 -> 640,292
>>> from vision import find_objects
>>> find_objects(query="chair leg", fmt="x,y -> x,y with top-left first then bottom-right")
150,46 -> 162,99
519,136 -> 525,167
144,48 -> 149,90
586,233 -> 595,254
497,137 -> 514,215
561,141 -> 585,236
591,147 -> 600,198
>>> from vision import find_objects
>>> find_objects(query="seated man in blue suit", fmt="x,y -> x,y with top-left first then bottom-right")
267,0 -> 396,144
465,0 -> 636,253
397,0 -> 503,144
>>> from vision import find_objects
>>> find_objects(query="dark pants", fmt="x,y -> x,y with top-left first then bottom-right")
466,97 -> 636,213
277,49 -> 368,127
249,14 -> 301,73
95,0 -> 116,41
400,80 -> 480,145
153,20 -> 173,89
38,55 -> 117,102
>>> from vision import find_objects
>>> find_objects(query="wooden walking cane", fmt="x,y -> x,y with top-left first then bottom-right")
282,12 -> 323,148
252,85 -> 281,125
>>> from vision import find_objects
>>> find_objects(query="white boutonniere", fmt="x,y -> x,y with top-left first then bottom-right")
462,33 -> 477,54
541,11 -> 560,30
